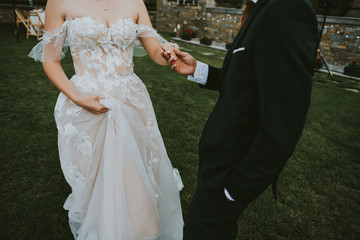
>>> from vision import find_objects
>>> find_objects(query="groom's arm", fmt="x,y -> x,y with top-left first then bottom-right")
224,0 -> 318,204
188,62 -> 222,91
199,65 -> 222,91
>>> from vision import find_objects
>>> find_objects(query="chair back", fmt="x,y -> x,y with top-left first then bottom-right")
24,10 -> 45,40
15,8 -> 30,32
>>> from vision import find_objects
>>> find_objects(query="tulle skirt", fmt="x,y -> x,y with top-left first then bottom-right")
54,73 -> 183,240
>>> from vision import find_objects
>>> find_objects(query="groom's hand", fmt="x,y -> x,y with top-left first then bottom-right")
170,49 -> 197,76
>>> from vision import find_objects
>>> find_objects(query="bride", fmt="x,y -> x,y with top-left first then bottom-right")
29,0 -> 183,239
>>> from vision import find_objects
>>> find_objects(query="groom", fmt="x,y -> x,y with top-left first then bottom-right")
164,0 -> 318,239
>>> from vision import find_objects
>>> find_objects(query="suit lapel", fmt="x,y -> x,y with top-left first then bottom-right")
219,0 -> 269,81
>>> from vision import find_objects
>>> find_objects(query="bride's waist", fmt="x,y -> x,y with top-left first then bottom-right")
71,72 -> 135,80
74,65 -> 134,77
69,73 -> 144,94
73,68 -> 134,80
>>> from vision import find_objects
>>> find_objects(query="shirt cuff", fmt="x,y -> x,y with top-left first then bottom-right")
187,61 -> 208,85
224,188 -> 235,201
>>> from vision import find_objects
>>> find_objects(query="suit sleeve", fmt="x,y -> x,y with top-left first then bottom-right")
225,0 -> 318,204
199,65 -> 222,91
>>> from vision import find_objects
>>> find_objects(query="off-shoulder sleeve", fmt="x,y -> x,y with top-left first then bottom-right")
28,21 -> 69,62
134,24 -> 168,57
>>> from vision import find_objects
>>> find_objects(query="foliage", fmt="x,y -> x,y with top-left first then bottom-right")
315,57 -> 324,69
344,60 -> 360,77
181,29 -> 197,40
199,36 -> 213,45
1,25 -> 360,240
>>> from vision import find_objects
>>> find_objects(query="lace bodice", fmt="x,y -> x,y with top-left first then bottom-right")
29,17 -> 162,87
67,17 -> 139,78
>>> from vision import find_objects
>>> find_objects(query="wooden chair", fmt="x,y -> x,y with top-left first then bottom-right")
24,10 -> 44,40
15,8 -> 30,35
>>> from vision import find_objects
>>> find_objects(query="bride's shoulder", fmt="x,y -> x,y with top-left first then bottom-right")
133,0 -> 147,11
46,0 -> 66,8
133,0 -> 150,22
46,0 -> 73,14
45,0 -> 66,15
44,0 -> 69,30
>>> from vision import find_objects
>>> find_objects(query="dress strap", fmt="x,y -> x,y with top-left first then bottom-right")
28,19 -> 69,62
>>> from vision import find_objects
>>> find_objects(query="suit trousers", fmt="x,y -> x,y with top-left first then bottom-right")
183,187 -> 246,240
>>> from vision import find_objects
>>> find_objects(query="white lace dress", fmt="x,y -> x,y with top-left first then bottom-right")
29,17 -> 183,240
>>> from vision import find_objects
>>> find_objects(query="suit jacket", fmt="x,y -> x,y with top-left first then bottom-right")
197,0 -> 318,206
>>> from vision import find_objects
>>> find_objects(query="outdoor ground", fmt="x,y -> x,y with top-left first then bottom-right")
1,24 -> 359,239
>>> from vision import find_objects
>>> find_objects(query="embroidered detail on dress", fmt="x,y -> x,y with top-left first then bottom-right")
63,161 -> 86,185
135,24 -> 158,38
146,119 -> 160,140
59,123 -> 93,156
66,102 -> 82,115
147,152 -> 160,202
55,93 -> 67,114
173,169 -> 184,191
41,21 -> 68,45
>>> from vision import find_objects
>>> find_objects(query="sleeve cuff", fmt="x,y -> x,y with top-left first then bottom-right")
224,188 -> 235,201
187,61 -> 209,85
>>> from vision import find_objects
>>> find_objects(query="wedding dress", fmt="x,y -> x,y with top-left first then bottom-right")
29,16 -> 183,240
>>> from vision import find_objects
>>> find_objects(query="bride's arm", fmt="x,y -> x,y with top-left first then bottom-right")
42,0 -> 107,114
136,0 -> 172,66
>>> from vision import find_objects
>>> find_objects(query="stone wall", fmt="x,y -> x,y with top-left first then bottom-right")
317,16 -> 360,72
1,1 -> 359,72
157,4 -> 243,43
157,2 -> 360,72
0,4 -> 44,23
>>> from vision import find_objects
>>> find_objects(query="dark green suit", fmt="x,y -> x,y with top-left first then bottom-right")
184,0 -> 318,239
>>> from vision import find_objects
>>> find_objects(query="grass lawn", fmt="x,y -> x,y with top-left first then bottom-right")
1,24 -> 359,239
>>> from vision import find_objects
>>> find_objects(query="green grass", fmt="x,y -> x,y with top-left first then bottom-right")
1,24 -> 360,239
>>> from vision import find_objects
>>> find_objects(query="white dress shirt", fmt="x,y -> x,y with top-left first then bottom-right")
187,61 -> 209,85
187,0 -> 258,202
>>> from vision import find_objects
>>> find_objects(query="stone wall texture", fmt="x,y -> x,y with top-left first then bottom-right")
157,4 -> 360,72
317,16 -> 360,72
157,5 -> 243,43
1,1 -> 359,72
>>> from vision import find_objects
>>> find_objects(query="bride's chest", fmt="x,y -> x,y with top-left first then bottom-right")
67,17 -> 137,49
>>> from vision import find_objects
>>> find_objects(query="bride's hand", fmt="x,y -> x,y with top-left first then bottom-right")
73,95 -> 108,114
160,42 -> 179,64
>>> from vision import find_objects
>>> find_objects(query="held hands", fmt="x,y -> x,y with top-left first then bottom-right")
160,43 -> 197,75
75,44 -> 196,114
74,95 -> 108,114
160,42 -> 179,63
73,43 -> 193,115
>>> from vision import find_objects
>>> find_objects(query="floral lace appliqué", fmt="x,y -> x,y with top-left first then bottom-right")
59,123 -> 93,156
